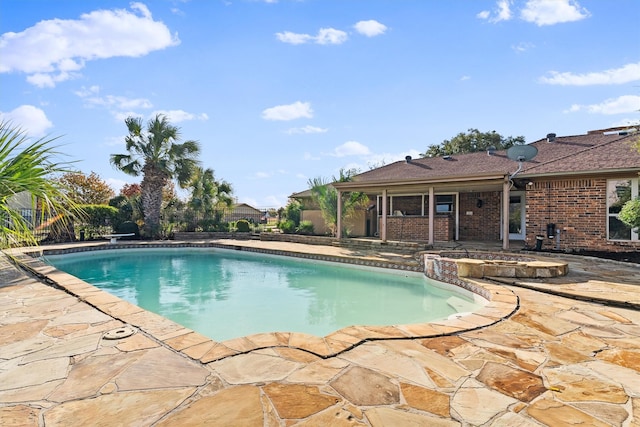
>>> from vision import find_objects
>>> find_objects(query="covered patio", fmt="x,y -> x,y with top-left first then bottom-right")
334,170 -> 521,250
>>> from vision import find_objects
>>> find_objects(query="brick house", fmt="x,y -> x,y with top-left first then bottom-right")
327,128 -> 640,253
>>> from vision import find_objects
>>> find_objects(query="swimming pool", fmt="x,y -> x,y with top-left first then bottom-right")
44,248 -> 483,341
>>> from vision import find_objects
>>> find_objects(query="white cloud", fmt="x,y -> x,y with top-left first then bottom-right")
512,42 -> 535,53
285,125 -> 328,135
365,149 -> 422,169
113,111 -> 143,122
76,86 -> 154,110
460,75 -> 471,81
521,0 -> 589,26
262,101 -> 313,121
151,110 -> 209,123
565,95 -> 640,115
276,28 -> 348,45
477,0 -> 512,23
495,0 -> 513,22
353,20 -> 387,37
315,28 -> 349,45
275,31 -> 314,45
74,88 -> 206,123
0,105 -> 53,138
254,171 -> 271,179
612,118 -> 640,127
540,62 -> 640,86
331,141 -> 371,157
0,3 -> 180,87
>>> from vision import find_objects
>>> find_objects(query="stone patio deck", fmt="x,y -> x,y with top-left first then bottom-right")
1,240 -> 639,426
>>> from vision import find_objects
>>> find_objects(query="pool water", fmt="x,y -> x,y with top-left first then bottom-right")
44,248 -> 483,341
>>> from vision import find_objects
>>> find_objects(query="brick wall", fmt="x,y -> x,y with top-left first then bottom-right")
458,192 -> 501,241
383,215 -> 453,241
525,178 -> 640,252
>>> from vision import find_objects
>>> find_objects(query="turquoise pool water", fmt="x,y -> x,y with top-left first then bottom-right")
44,248 -> 482,341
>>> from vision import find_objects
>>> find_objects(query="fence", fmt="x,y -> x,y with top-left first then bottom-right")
163,205 -> 280,233
11,206 -> 281,242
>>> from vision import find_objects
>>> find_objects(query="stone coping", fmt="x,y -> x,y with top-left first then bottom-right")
10,243 -> 519,364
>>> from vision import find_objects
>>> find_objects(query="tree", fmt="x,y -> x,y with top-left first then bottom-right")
0,121 -> 78,248
619,134 -> 640,232
421,128 -> 525,157
110,114 -> 201,238
281,199 -> 301,226
308,168 -> 368,237
619,198 -> 640,233
185,167 -> 233,231
77,204 -> 119,239
56,171 -> 115,204
120,183 -> 141,198
187,167 -> 233,214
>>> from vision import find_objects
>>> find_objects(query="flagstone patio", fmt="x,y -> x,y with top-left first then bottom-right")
1,240 -> 639,426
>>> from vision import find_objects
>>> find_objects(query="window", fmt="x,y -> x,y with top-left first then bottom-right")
436,195 -> 454,213
607,178 -> 639,241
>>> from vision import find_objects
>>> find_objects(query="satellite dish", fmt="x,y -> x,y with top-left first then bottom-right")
507,145 -> 538,162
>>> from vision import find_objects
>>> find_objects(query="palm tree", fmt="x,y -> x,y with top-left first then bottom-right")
0,121 -> 77,248
188,167 -> 233,219
110,114 -> 200,238
308,168 -> 368,237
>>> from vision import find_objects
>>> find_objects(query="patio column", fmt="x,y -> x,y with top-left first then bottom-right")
381,189 -> 387,242
428,186 -> 434,245
336,190 -> 343,239
503,178 -> 510,250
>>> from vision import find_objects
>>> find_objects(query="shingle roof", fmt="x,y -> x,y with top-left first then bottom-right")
346,131 -> 640,185
522,133 -> 640,175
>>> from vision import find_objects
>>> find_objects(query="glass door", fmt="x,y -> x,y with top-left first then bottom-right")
508,192 -> 526,240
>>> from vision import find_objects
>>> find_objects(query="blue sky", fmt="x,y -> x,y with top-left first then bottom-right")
1,0 -> 639,208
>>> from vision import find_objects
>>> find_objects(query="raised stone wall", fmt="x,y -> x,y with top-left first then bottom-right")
424,252 -> 568,288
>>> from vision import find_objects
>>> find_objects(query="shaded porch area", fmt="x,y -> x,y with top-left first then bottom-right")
335,173 -> 527,250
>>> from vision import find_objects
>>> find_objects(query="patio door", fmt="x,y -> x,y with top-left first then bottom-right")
508,192 -> 526,240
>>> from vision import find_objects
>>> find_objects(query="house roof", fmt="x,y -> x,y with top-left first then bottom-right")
331,129 -> 640,192
290,189 -> 313,199
232,203 -> 262,213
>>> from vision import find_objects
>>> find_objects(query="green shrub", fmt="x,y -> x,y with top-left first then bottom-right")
235,219 -> 251,232
78,204 -> 119,239
620,198 -> 640,232
278,219 -> 296,234
115,221 -> 139,238
297,220 -> 314,235
282,200 -> 301,226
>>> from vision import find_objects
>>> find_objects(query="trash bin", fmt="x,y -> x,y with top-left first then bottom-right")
79,230 -> 85,241
535,235 -> 544,251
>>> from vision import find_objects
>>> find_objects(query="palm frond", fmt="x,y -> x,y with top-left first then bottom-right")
0,122 -> 81,248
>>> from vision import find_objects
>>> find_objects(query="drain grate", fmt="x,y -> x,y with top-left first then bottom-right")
103,325 -> 136,340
